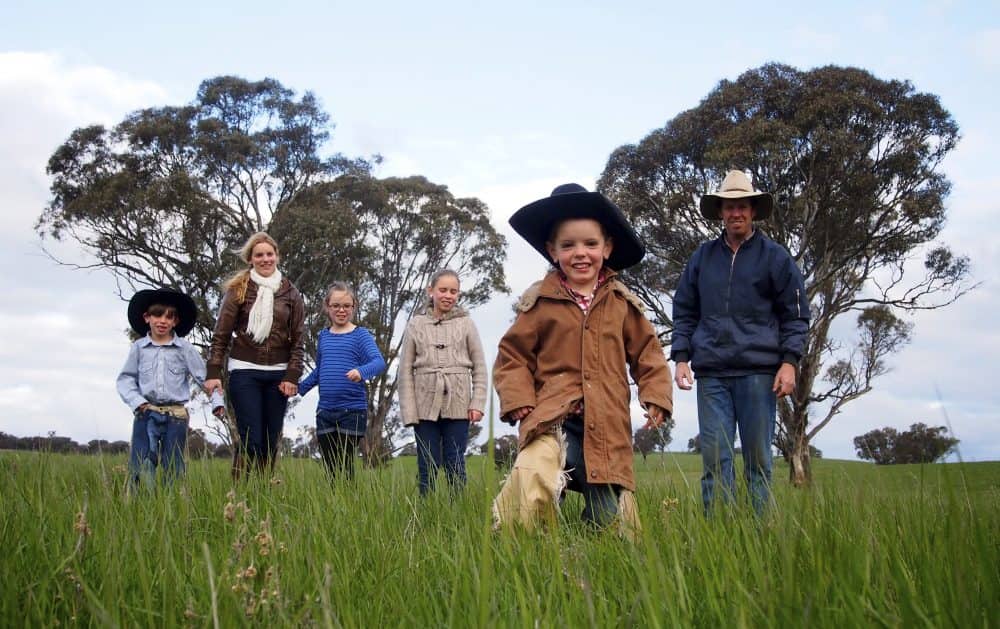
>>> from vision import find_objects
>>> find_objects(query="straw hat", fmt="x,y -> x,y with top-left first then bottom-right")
699,170 -> 773,220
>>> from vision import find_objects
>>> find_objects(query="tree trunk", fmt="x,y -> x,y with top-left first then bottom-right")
788,431 -> 812,487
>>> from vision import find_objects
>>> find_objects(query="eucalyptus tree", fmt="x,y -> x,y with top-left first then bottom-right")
599,63 -> 974,484
273,174 -> 508,463
40,75 -> 372,343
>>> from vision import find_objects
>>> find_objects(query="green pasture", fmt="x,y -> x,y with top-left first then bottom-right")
1,451 -> 997,627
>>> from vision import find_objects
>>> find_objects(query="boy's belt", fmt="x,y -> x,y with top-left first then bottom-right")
145,404 -> 189,420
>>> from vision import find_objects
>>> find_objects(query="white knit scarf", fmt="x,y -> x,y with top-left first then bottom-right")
247,269 -> 283,343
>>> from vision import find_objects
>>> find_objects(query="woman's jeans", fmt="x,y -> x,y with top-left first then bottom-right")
228,369 -> 288,474
696,374 -> 776,515
128,409 -> 187,487
414,418 -> 469,495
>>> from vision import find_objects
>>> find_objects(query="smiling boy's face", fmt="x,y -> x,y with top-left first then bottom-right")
546,218 -> 613,294
143,305 -> 178,342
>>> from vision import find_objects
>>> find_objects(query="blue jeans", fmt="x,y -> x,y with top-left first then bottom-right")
228,369 -> 288,474
129,409 -> 188,487
414,418 -> 469,495
697,374 -> 776,515
563,416 -> 620,527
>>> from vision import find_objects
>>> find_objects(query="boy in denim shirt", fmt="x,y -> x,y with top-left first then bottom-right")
116,288 -> 224,488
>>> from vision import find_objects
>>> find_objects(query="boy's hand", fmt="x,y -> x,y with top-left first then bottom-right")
204,379 -> 223,395
278,381 -> 298,397
345,369 -> 362,383
643,404 -> 667,429
502,406 -> 533,425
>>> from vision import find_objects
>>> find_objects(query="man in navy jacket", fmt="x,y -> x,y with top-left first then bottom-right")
672,171 -> 810,515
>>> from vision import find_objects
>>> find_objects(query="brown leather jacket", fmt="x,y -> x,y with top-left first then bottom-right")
494,271 -> 673,490
207,275 -> 306,383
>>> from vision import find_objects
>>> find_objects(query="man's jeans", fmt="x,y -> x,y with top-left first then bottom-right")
129,409 -> 188,487
696,374 -> 776,515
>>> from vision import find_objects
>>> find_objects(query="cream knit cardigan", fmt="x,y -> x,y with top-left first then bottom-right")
397,306 -> 488,425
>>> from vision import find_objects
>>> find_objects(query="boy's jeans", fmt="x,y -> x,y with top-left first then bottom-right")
129,409 -> 188,487
492,420 -> 641,539
696,374 -> 776,515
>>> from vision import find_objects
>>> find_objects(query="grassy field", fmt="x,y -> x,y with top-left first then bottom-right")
1,450 -> 997,627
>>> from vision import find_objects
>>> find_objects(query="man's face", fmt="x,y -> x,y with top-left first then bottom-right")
721,198 -> 755,241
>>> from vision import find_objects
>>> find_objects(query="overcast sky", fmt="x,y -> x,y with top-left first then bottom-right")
1,1 -> 996,461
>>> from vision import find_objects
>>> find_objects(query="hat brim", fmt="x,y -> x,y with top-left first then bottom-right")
127,289 -> 198,337
509,191 -> 645,270
699,191 -> 773,220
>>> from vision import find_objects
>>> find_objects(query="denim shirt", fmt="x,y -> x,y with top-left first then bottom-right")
117,335 -> 224,411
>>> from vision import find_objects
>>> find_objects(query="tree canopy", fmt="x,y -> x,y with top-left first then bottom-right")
272,174 -> 508,461
39,76 -> 509,461
598,63 -> 974,484
39,75 -> 373,340
854,423 -> 959,464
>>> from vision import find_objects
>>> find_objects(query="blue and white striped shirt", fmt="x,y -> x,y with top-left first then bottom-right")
298,327 -> 386,410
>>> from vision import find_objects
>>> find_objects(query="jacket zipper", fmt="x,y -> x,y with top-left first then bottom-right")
726,248 -> 739,314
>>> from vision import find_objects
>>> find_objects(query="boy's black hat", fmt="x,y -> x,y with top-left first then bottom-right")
509,183 -> 646,270
127,288 -> 198,337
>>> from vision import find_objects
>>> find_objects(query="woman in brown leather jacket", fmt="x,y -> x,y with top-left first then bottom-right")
205,232 -> 305,476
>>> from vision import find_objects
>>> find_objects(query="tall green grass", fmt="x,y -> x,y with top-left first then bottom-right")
1,451 -> 997,627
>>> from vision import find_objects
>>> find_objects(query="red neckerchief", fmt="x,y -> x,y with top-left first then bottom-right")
558,270 -> 608,313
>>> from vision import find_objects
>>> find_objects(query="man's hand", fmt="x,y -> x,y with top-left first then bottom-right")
468,409 -> 484,422
674,362 -> 694,391
204,379 -> 222,395
773,363 -> 797,398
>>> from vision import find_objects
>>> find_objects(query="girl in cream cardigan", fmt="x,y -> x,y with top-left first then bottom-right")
397,269 -> 488,495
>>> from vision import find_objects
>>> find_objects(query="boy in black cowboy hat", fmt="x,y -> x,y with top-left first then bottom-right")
116,288 -> 225,488
492,184 -> 673,538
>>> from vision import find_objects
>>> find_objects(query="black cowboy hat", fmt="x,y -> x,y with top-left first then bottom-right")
508,183 -> 646,270
127,288 -> 198,337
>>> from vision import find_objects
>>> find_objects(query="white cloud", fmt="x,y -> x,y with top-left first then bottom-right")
0,52 -> 168,236
0,53 -> 167,443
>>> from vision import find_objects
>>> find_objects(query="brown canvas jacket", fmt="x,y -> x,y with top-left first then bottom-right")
494,270 -> 673,491
207,277 -> 306,383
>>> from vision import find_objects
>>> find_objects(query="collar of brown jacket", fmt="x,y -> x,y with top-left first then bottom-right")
514,270 -> 645,313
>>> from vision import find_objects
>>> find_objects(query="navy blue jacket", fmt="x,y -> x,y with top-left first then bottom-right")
670,230 -> 809,377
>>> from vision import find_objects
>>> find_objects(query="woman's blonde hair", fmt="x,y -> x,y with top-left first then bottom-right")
222,232 -> 281,302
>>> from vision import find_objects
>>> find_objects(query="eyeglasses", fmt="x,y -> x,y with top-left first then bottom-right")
328,303 -> 355,311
